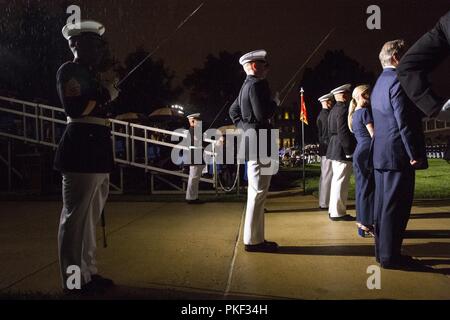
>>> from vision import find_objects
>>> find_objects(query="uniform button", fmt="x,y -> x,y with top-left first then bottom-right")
89,134 -> 93,137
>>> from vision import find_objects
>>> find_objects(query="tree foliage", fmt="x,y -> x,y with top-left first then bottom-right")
183,51 -> 245,125
115,47 -> 182,114
299,50 -> 376,143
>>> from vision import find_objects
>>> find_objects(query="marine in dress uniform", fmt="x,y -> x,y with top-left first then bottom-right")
185,113 -> 206,204
316,93 -> 334,210
55,20 -> 116,291
229,49 -> 279,252
371,40 -> 428,269
326,84 -> 356,221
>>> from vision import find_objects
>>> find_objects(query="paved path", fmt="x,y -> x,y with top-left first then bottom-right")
0,195 -> 449,299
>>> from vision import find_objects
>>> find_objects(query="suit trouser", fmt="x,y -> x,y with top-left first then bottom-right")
58,173 -> 109,288
329,160 -> 352,217
374,168 -> 415,264
318,156 -> 333,208
186,165 -> 204,200
244,161 -> 272,245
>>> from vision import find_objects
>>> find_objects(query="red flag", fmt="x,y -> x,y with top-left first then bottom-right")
300,91 -> 308,125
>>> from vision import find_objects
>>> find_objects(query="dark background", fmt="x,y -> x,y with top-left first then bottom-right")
0,0 -> 449,125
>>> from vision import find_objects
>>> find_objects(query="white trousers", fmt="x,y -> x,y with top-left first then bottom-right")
58,173 -> 109,288
186,165 -> 204,200
244,161 -> 272,245
318,156 -> 333,208
329,160 -> 352,217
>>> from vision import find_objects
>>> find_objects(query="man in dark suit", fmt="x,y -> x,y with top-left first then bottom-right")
327,84 -> 356,221
397,11 -> 450,160
229,49 -> 279,252
397,10 -> 450,120
371,39 -> 428,269
55,20 -> 116,292
317,93 -> 334,210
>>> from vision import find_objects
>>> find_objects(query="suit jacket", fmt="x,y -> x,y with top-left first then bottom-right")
54,61 -> 114,173
371,68 -> 428,171
229,75 -> 277,161
326,101 -> 356,161
397,10 -> 450,117
317,108 -> 330,157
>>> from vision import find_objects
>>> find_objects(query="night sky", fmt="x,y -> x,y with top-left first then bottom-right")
5,0 -> 450,106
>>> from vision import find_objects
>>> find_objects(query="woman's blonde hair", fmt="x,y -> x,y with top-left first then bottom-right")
348,85 -> 370,133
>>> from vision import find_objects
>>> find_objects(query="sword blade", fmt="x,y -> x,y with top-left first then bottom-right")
116,2 -> 206,89
279,28 -> 335,105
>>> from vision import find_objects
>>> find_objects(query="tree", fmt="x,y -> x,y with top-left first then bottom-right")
115,47 -> 182,114
183,51 -> 245,126
298,50 -> 376,144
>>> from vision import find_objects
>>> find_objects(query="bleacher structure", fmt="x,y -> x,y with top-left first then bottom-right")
0,96 -> 240,195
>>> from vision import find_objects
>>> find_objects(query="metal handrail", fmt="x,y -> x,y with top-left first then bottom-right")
0,95 -> 217,188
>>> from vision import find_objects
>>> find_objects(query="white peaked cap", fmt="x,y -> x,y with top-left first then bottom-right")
239,49 -> 267,65
330,84 -> 352,95
62,20 -> 105,40
318,93 -> 334,102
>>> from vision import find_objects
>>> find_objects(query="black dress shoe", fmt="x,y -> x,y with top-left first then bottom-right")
319,206 -> 328,210
397,255 -> 416,264
91,274 -> 115,288
63,280 -> 108,296
381,261 -> 418,270
186,199 -> 205,204
380,255 -> 427,271
380,255 -> 413,266
329,214 -> 356,221
245,240 -> 278,253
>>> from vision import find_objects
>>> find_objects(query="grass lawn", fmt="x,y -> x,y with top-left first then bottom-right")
1,161 -> 446,202
414,159 -> 450,199
284,159 -> 450,200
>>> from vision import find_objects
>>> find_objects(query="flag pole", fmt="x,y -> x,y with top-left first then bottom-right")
300,87 -> 306,195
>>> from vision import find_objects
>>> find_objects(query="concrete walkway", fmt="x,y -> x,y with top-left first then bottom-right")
0,194 -> 449,299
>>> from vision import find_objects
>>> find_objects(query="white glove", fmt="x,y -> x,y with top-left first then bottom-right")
274,91 -> 281,107
443,99 -> 450,111
100,71 -> 120,101
436,99 -> 450,122
345,154 -> 353,159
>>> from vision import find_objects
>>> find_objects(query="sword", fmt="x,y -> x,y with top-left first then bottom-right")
115,2 -> 206,89
101,209 -> 107,248
207,100 -> 230,131
279,28 -> 335,106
